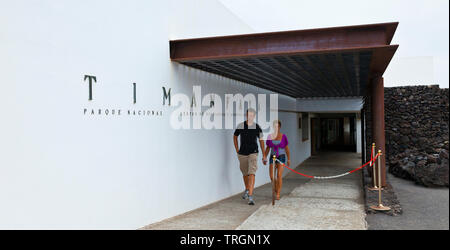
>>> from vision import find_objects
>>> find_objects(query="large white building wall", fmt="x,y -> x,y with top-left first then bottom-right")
0,0 -> 311,229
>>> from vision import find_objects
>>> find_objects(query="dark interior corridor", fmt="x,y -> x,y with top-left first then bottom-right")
311,113 -> 358,154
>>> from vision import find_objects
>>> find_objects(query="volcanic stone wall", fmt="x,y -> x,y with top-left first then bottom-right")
363,85 -> 449,187
384,85 -> 449,187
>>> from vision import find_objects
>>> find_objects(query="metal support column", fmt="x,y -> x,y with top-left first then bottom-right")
371,76 -> 387,187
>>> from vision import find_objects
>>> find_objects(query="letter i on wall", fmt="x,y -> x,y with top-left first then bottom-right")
133,83 -> 137,104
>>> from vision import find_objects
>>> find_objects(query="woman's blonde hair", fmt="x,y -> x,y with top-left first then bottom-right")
273,119 -> 282,128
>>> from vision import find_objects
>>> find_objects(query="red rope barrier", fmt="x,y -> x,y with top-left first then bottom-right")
275,153 -> 381,179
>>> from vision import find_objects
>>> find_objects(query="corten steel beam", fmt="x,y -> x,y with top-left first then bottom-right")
170,22 -> 398,62
371,76 -> 387,187
170,22 -> 399,99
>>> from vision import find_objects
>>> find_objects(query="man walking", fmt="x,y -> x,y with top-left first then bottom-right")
233,108 -> 265,205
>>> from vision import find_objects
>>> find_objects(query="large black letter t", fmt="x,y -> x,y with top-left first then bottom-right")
84,75 -> 97,101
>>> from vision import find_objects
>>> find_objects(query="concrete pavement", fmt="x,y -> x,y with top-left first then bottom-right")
143,151 -> 366,230
237,151 -> 367,230
142,174 -> 309,230
366,173 -> 449,230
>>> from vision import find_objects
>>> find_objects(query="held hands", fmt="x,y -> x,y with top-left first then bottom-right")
262,154 -> 267,165
287,159 -> 291,167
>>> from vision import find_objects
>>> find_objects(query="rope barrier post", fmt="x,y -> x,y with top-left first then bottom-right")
370,150 -> 391,211
272,155 -> 277,206
368,143 -> 382,191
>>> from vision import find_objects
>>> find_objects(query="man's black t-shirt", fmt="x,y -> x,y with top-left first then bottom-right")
234,121 -> 263,155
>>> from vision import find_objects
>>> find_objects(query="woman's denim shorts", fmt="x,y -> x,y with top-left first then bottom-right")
269,154 -> 286,164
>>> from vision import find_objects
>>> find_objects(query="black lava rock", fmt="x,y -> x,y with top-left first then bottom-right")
382,85 -> 448,187
363,85 -> 449,187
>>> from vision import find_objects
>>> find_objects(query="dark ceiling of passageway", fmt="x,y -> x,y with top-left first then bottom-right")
170,22 -> 398,98
180,52 -> 372,98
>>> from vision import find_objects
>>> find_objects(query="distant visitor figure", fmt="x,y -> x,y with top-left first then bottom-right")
233,108 -> 266,205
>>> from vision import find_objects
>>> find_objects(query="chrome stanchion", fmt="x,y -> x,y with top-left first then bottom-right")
370,150 -> 391,211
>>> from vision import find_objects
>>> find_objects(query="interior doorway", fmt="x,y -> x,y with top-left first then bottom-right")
311,113 -> 358,153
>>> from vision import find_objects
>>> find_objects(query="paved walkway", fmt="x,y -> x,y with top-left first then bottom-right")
366,173 -> 449,230
237,151 -> 367,230
143,151 -> 366,230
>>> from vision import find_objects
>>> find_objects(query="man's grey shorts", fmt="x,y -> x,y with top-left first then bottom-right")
238,153 -> 258,176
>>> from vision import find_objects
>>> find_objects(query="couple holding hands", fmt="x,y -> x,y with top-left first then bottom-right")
233,108 -> 291,205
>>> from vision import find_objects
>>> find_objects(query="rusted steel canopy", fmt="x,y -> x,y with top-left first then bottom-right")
170,22 -> 398,98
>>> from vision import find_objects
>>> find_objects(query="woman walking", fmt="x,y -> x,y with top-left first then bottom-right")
264,120 -> 290,200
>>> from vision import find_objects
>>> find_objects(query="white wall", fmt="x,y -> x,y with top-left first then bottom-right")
296,97 -> 363,113
356,116 -> 362,153
0,0 -> 310,229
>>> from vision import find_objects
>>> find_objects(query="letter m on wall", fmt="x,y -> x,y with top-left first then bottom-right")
163,87 -> 171,106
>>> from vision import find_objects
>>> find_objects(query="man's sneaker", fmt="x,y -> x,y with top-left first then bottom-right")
242,190 -> 249,200
248,195 -> 255,205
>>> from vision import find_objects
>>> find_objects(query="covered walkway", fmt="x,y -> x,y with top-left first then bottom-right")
143,151 -> 365,230
170,22 -> 399,187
